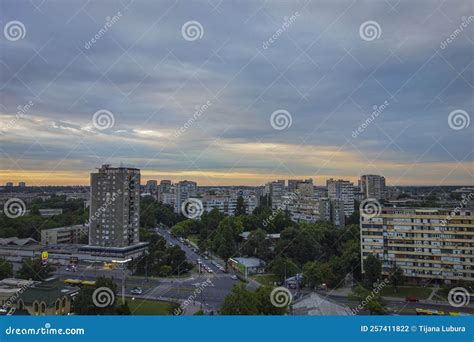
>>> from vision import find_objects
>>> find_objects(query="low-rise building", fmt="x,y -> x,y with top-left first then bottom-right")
228,257 -> 266,278
0,277 -> 78,316
41,225 -> 88,245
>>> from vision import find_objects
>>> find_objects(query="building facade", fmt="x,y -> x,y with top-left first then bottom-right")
175,181 -> 197,214
327,179 -> 355,217
41,225 -> 88,245
89,164 -> 140,248
360,207 -> 474,284
359,174 -> 386,200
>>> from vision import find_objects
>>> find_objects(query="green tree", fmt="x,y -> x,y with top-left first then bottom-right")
349,284 -> 385,315
72,277 -> 130,315
255,286 -> 288,315
364,254 -> 382,286
219,284 -> 259,315
0,259 -> 13,280
388,264 -> 404,290
241,228 -> 271,260
303,261 -> 323,289
235,196 -> 246,216
212,217 -> 242,267
17,258 -> 55,281
269,257 -> 299,283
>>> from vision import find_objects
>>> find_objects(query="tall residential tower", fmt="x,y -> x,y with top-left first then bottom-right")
89,164 -> 140,248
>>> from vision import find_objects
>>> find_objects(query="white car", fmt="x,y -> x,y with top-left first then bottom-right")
231,275 -> 238,280
130,287 -> 143,295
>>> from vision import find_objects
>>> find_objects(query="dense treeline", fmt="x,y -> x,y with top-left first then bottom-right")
169,197 -> 362,288
0,195 -> 88,239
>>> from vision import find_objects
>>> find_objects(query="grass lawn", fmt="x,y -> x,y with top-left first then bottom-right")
380,286 -> 432,299
127,299 -> 179,315
250,274 -> 279,287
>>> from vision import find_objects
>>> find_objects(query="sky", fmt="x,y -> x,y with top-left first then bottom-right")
0,0 -> 472,186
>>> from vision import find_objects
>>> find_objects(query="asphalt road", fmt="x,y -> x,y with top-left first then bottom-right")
53,227 -> 241,312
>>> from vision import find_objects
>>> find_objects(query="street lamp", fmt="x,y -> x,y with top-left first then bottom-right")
111,258 -> 132,304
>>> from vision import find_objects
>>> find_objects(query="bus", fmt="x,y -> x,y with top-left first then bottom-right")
64,279 -> 97,288
415,308 -> 445,316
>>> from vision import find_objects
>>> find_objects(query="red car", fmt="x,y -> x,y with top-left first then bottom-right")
405,296 -> 419,302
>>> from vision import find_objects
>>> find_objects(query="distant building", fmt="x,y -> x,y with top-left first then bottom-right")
296,179 -> 314,198
285,196 -> 345,227
288,179 -> 304,193
228,257 -> 266,278
266,180 -> 285,209
202,192 -> 258,216
5,182 -> 13,188
38,209 -> 63,218
360,207 -> 474,284
89,164 -> 140,248
145,180 -> 158,193
327,179 -> 355,216
18,182 -> 26,188
175,181 -> 197,214
41,225 -> 88,245
359,174 -> 386,199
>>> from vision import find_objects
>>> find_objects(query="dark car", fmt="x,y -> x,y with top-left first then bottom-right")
405,296 -> 419,302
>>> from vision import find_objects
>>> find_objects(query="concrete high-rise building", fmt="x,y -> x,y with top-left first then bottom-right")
360,207 -> 474,284
359,174 -> 386,200
267,180 -> 285,209
288,179 -> 304,193
159,180 -> 172,193
18,182 -> 26,188
285,196 -> 345,227
89,164 -> 140,248
175,180 -> 197,213
327,179 -> 355,216
296,180 -> 314,198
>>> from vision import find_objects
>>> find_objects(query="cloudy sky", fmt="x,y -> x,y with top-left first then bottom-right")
0,0 -> 472,186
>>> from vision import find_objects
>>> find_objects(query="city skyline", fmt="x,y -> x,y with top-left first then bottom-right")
1,1 -> 472,186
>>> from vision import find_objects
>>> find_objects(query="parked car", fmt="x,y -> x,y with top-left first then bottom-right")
405,296 -> 419,302
231,275 -> 238,280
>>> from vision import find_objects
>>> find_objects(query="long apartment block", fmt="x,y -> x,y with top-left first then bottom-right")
361,207 -> 474,284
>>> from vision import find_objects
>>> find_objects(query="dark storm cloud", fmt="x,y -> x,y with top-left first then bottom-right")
0,0 -> 472,184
